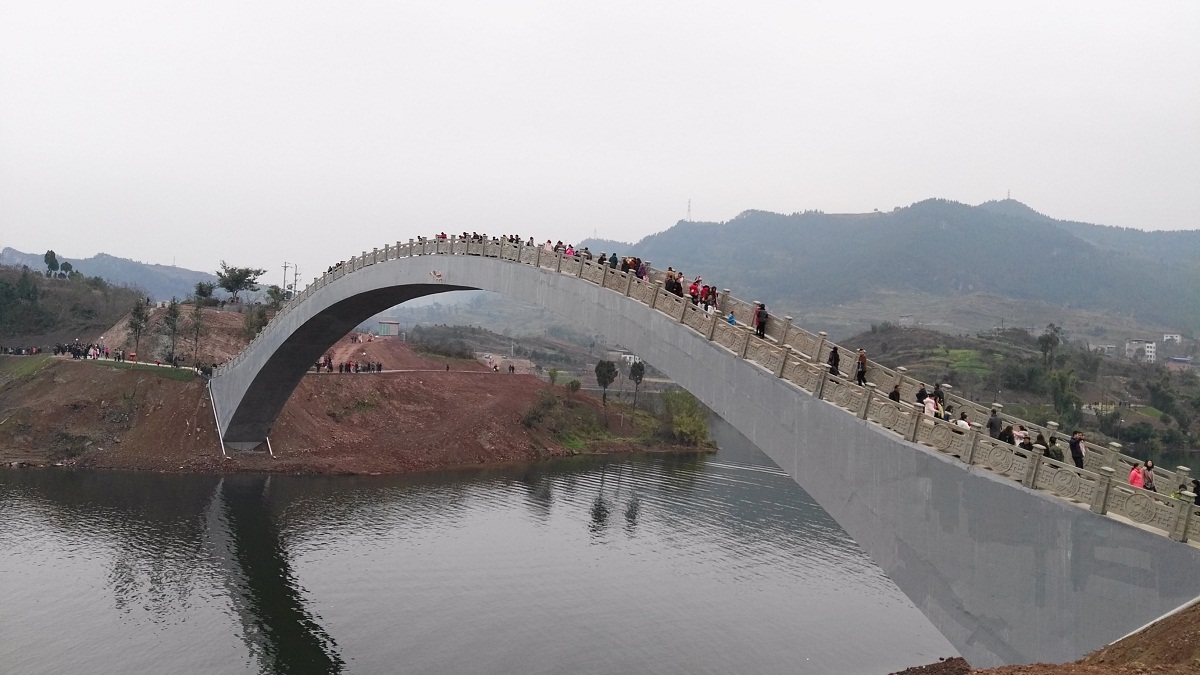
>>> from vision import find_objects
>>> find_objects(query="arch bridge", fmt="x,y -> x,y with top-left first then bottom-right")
209,236 -> 1200,668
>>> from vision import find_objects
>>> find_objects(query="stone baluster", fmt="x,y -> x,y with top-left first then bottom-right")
706,314 -> 718,341
1106,442 -> 1122,469
1091,467 -> 1116,515
780,316 -> 793,346
894,366 -> 908,392
719,289 -> 731,313
1025,445 -> 1045,485
534,245 -> 542,267
1175,466 -> 1192,492
859,383 -> 876,419
372,247 -> 378,264
964,426 -> 982,465
384,244 -> 391,260
555,250 -> 564,273
812,332 -> 827,364
649,281 -> 663,309
776,345 -> 791,377
740,327 -> 752,359
909,408 -> 923,443
1171,492 -> 1196,542
624,272 -> 634,297
408,238 -> 415,257
814,369 -> 828,399
677,299 -> 688,322
577,259 -> 585,278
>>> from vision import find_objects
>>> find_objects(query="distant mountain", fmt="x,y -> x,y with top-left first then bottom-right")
0,248 -> 217,301
578,199 -> 1200,328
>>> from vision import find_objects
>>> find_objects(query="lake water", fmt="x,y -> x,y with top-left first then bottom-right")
0,417 -> 955,674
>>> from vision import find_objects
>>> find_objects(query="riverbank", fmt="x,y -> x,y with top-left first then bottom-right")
0,338 -> 706,474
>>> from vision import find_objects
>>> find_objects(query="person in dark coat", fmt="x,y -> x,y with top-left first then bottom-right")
916,385 -> 928,403
827,346 -> 840,376
754,303 -> 768,338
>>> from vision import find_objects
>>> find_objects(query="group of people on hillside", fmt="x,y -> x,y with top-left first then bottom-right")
1,346 -> 42,355
54,341 -> 126,361
335,360 -> 383,374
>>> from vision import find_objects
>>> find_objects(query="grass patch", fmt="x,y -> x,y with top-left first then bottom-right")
0,355 -> 53,380
85,359 -> 197,382
1138,406 -> 1163,418
944,349 -> 992,376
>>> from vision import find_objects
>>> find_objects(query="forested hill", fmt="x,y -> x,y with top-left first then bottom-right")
0,248 -> 216,301
580,199 -> 1200,327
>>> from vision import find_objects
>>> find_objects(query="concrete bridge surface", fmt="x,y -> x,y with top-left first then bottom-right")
209,239 -> 1200,668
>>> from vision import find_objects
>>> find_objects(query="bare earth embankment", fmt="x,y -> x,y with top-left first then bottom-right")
0,334 -> 681,474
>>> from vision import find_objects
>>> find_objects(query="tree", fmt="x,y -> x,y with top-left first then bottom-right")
548,368 -> 560,386
629,361 -> 645,408
59,261 -> 73,278
161,298 -> 181,365
265,284 -> 287,310
216,261 -> 266,302
659,388 -> 708,446
15,269 -> 38,303
565,379 -> 581,400
1037,323 -> 1061,369
44,250 -> 59,277
194,281 -> 216,300
188,298 -> 206,370
243,306 -> 268,340
595,360 -> 618,407
128,300 -> 149,357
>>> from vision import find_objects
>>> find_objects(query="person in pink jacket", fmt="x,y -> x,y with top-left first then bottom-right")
1129,463 -> 1145,489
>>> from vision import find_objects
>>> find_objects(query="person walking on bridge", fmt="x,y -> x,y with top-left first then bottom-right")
1068,431 -> 1087,469
827,346 -> 840,376
854,348 -> 868,386
754,303 -> 768,338
986,409 -> 1002,438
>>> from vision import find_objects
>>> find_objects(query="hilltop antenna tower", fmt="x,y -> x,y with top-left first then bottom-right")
687,199 -> 692,222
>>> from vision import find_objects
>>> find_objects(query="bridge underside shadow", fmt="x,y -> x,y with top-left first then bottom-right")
209,255 -> 1200,668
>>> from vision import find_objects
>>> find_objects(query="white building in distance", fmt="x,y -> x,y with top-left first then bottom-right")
1125,339 -> 1157,363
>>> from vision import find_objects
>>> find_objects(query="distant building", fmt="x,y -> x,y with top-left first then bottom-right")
1096,345 -> 1117,357
1164,333 -> 1182,344
1166,357 -> 1194,373
1125,339 -> 1156,363
377,321 -> 401,336
898,315 -> 915,327
606,349 -> 641,366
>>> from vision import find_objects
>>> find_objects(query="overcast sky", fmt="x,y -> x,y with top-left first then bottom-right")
2,1 -> 1197,284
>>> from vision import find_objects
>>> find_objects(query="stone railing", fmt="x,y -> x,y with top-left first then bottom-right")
215,236 -> 1200,543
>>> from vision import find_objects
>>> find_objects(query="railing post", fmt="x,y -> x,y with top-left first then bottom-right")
1106,442 -> 1122,469
649,281 -> 663,309
909,408 -> 922,443
624,273 -> 634,297
1025,445 -> 1045,485
781,316 -> 793,345
1091,467 -> 1115,515
449,236 -> 456,255
535,246 -> 542,267
372,247 -> 378,264
860,383 -> 876,419
408,238 -> 415,257
740,328 -> 752,358
677,299 -> 688,322
1171,492 -> 1195,542
812,332 -> 827,364
706,314 -> 718,341
719,289 -> 731,313
815,370 -> 827,399
577,259 -> 585,278
384,244 -> 391,260
776,345 -> 790,377
1175,466 -> 1192,492
555,251 -> 563,273
964,427 -> 981,465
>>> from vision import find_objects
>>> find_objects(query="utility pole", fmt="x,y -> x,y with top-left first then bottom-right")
292,265 -> 299,298
282,262 -> 291,299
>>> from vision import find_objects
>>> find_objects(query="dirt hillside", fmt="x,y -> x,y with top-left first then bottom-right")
0,334 -> 666,474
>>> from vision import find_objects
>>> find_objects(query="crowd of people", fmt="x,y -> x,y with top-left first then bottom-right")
0,346 -> 42,355
53,342 -> 127,361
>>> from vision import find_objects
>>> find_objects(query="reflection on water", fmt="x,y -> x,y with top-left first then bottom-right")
0,417 -> 955,674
